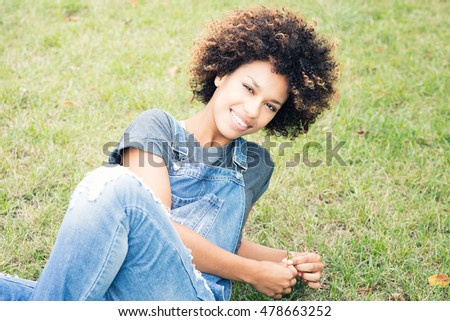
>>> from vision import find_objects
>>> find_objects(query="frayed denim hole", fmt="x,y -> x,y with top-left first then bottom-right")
68,166 -> 171,216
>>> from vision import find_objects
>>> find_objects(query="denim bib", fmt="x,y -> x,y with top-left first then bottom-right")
168,123 -> 247,301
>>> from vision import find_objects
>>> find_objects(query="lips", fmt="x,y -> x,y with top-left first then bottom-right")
230,109 -> 253,130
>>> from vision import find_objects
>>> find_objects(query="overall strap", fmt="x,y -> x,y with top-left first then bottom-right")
232,137 -> 248,173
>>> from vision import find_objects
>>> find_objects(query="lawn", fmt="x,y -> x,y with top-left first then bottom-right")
1,0 -> 448,301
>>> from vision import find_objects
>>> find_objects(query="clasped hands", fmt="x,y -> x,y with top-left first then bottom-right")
282,252 -> 324,290
251,252 -> 324,299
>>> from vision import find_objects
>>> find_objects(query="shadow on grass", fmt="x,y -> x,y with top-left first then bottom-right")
231,281 -> 309,301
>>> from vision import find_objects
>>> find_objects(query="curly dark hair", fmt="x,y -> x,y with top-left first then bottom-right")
189,7 -> 339,138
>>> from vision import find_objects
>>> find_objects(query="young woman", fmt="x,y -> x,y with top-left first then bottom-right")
1,7 -> 338,301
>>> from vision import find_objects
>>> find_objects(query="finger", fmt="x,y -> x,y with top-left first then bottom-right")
301,272 -> 322,282
287,264 -> 298,277
295,262 -> 324,273
292,253 -> 321,265
282,287 -> 292,294
290,278 -> 297,287
305,281 -> 321,289
282,257 -> 294,267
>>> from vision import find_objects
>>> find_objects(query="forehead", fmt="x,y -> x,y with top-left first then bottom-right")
233,61 -> 289,94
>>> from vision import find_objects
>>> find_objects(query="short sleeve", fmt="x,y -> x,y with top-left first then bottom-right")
108,109 -> 174,166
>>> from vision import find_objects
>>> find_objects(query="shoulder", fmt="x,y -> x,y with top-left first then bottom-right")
138,108 -> 173,119
127,108 -> 178,138
133,108 -> 175,127
109,109 -> 178,165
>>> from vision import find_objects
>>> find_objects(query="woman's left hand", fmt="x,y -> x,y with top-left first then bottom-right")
284,252 -> 325,289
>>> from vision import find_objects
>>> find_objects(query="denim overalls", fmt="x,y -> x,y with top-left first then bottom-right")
0,121 -> 248,301
169,122 -> 248,300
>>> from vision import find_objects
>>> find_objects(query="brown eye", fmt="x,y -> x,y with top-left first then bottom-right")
265,103 -> 277,112
243,84 -> 254,94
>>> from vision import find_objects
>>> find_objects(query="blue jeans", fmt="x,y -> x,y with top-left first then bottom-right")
1,166 -> 215,300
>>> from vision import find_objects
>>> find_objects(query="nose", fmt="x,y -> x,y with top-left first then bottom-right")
243,98 -> 261,118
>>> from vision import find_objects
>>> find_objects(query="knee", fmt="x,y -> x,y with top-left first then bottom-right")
68,165 -> 167,220
71,166 -> 141,203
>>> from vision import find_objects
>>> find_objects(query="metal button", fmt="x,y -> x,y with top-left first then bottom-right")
173,163 -> 180,171
235,172 -> 243,179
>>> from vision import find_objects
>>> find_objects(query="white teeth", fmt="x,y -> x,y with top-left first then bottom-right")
231,111 -> 248,128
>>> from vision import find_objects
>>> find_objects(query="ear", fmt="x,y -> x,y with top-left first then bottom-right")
214,75 -> 224,87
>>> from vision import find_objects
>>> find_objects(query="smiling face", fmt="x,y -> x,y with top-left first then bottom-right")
207,60 -> 289,144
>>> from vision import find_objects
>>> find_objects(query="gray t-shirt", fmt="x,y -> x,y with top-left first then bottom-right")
109,109 -> 274,218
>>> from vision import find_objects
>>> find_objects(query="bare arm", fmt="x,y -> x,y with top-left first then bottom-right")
122,147 -> 297,298
237,238 -> 288,262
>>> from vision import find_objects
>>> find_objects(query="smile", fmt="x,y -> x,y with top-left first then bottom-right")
231,110 -> 253,130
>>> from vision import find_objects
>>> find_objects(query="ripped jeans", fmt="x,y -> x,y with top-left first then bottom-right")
0,166 -> 215,300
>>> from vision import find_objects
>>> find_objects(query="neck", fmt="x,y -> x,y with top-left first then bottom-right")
184,106 -> 230,147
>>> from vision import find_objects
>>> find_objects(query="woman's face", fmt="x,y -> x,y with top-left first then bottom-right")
209,60 -> 289,144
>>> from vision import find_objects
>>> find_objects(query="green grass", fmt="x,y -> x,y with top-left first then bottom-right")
1,0 -> 448,301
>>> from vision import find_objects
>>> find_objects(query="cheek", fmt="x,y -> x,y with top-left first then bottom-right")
262,111 -> 278,125
218,86 -> 242,104
252,114 -> 276,132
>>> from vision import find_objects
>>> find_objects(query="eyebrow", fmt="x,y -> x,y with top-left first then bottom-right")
246,75 -> 283,106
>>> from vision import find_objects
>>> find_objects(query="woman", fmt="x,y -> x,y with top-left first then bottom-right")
1,7 -> 338,300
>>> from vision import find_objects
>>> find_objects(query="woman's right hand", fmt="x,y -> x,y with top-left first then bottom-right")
247,260 -> 298,299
